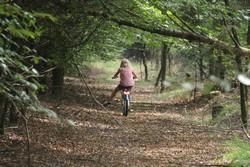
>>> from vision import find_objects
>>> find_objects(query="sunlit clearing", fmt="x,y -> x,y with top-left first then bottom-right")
237,74 -> 250,86
181,82 -> 194,91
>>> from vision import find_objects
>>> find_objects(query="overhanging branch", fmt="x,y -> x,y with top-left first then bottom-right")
87,11 -> 250,56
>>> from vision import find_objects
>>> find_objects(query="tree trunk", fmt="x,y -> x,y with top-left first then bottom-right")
245,21 -> 250,102
167,52 -> 171,75
140,60 -> 143,80
240,82 -> 247,128
142,51 -> 148,81
193,63 -> 198,102
51,65 -> 65,97
9,104 -> 18,124
0,96 -> 7,135
155,68 -> 162,87
155,49 -> 160,71
236,54 -> 247,128
160,43 -> 167,93
198,56 -> 204,81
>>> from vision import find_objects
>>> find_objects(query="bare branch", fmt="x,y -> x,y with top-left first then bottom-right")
73,63 -> 123,127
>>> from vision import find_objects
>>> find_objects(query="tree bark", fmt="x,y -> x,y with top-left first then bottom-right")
155,68 -> 162,87
160,43 -> 167,93
9,104 -> 18,124
198,56 -> 204,81
142,51 -> 148,81
155,49 -> 160,71
245,21 -> 250,102
167,52 -> 172,75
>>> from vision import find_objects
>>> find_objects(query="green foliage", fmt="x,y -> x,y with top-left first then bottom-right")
224,138 -> 250,166
0,2 -> 50,112
202,81 -> 215,95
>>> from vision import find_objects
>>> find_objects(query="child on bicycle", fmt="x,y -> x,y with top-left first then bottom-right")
104,58 -> 137,106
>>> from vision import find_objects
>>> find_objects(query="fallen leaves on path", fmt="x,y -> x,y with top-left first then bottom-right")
0,77 -> 236,167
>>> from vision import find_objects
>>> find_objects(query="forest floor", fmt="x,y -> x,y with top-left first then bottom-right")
0,74 -> 245,167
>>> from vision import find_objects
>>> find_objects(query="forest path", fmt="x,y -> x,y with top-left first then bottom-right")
1,77 -> 232,167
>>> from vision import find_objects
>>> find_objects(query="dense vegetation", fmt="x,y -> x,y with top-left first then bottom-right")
1,0 -> 250,166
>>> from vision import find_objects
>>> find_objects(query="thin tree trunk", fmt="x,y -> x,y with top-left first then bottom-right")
245,20 -> 250,102
155,49 -> 160,71
0,96 -> 7,135
160,43 -> 167,93
9,104 -> 18,124
140,60 -> 143,80
155,68 -> 162,87
167,52 -> 171,75
52,64 -> 64,97
193,63 -> 198,102
142,51 -> 148,81
198,57 -> 204,81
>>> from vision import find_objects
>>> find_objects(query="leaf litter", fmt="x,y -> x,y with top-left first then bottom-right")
0,77 -> 240,167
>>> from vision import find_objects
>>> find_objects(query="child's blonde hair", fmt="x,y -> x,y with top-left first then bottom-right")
120,58 -> 131,68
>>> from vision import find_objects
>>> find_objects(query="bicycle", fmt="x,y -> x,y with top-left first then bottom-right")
121,88 -> 131,116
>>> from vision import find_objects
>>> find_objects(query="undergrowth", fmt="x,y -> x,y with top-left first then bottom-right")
223,138 -> 250,166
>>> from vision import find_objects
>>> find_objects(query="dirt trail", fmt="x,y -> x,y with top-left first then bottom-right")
0,77 -> 233,167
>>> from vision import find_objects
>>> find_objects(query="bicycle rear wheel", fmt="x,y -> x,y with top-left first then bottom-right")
122,96 -> 129,116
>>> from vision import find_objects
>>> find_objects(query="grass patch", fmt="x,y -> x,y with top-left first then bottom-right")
223,138 -> 250,166
154,87 -> 191,101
